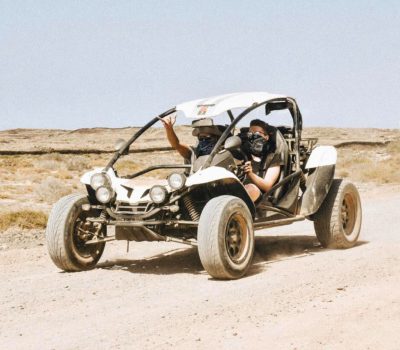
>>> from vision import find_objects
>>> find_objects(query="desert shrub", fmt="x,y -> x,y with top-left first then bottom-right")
387,140 -> 400,156
335,141 -> 400,184
337,169 -> 349,178
42,153 -> 64,162
57,169 -> 73,180
0,210 -> 48,231
0,156 -> 33,168
36,159 -> 63,171
114,160 -> 141,174
65,155 -> 89,171
36,177 -> 72,203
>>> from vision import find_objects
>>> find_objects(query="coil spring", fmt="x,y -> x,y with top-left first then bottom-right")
183,195 -> 200,221
99,210 -> 107,221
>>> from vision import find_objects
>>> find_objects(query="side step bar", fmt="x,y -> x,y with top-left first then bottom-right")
253,215 -> 305,230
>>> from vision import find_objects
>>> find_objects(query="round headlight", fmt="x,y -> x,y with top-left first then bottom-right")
95,186 -> 114,204
149,185 -> 168,204
90,173 -> 109,190
168,173 -> 186,190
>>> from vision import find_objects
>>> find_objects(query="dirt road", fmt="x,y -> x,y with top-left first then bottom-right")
1,188 -> 400,349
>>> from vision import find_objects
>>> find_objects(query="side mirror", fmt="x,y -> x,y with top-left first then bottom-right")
114,138 -> 129,155
224,136 -> 242,151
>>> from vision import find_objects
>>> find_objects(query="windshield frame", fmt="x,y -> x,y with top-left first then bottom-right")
104,107 -> 176,171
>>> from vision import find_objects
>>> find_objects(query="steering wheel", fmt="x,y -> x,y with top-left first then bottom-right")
234,150 -> 249,183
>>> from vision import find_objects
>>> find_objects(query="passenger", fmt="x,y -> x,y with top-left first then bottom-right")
160,114 -> 222,162
242,119 -> 281,202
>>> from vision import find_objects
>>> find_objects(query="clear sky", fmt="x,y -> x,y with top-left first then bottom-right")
1,0 -> 399,130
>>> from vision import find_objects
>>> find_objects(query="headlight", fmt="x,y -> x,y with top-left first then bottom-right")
167,173 -> 186,190
149,185 -> 168,204
95,186 -> 114,204
90,173 -> 110,190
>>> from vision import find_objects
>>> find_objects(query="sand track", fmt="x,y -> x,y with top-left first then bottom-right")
1,189 -> 400,349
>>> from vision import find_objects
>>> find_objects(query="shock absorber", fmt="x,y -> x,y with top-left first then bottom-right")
183,195 -> 200,221
93,210 -> 107,237
99,209 -> 107,222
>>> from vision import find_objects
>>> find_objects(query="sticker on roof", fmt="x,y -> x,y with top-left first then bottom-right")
197,104 -> 215,116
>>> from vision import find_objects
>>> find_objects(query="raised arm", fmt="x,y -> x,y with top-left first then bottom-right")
160,114 -> 192,160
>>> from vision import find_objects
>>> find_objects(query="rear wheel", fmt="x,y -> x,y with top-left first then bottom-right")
197,195 -> 254,279
314,179 -> 362,248
46,194 -> 105,271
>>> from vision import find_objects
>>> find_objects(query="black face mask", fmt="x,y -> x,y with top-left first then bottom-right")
196,138 -> 217,156
243,134 -> 268,157
250,136 -> 266,156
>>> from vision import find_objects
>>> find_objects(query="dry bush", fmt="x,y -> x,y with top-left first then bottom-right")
0,210 -> 48,231
65,155 -> 90,171
42,153 -> 64,162
114,160 -> 141,174
0,156 -> 33,168
36,159 -> 63,171
37,154 -> 91,172
1,185 -> 20,195
112,151 -> 184,178
35,177 -> 73,203
57,169 -> 73,180
336,141 -> 400,184
0,172 -> 15,181
387,140 -> 400,154
86,153 -> 110,167
337,169 -> 350,178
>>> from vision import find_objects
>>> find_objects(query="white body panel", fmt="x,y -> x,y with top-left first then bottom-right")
186,166 -> 239,186
176,92 -> 286,119
82,166 -> 241,204
81,168 -> 152,203
305,146 -> 337,169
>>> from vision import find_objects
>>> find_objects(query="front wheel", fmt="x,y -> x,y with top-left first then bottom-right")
313,179 -> 362,248
46,194 -> 106,271
197,195 -> 254,279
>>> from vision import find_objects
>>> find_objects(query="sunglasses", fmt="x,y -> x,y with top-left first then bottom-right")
247,131 -> 265,138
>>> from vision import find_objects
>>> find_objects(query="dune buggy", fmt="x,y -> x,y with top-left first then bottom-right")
46,92 -> 362,279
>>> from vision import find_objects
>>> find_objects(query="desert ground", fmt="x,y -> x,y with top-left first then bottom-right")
0,126 -> 399,349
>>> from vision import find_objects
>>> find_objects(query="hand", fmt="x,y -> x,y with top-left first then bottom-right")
159,114 -> 176,129
243,161 -> 253,175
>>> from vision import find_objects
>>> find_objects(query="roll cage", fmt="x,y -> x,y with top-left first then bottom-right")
104,94 -> 303,176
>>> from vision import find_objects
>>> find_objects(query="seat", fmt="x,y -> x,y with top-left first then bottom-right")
259,126 -> 289,178
258,127 -> 290,203
273,128 -> 290,179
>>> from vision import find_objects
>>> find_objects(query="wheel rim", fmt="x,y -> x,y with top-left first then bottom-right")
71,210 -> 103,259
225,213 -> 250,264
341,193 -> 356,235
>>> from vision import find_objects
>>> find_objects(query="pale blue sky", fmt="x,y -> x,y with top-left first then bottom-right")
1,0 -> 399,130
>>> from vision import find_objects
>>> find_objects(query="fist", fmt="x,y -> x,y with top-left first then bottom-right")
243,161 -> 253,174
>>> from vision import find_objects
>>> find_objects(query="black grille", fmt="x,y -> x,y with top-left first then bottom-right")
114,201 -> 151,215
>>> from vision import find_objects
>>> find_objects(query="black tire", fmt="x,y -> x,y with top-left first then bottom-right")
197,195 -> 254,279
313,179 -> 362,248
46,194 -> 105,271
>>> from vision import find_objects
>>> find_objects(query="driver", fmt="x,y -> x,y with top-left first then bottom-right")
241,119 -> 281,202
160,114 -> 222,162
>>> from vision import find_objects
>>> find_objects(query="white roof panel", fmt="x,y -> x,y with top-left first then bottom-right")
176,92 -> 287,119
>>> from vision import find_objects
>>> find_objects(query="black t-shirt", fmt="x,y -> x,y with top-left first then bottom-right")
243,152 -> 281,186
